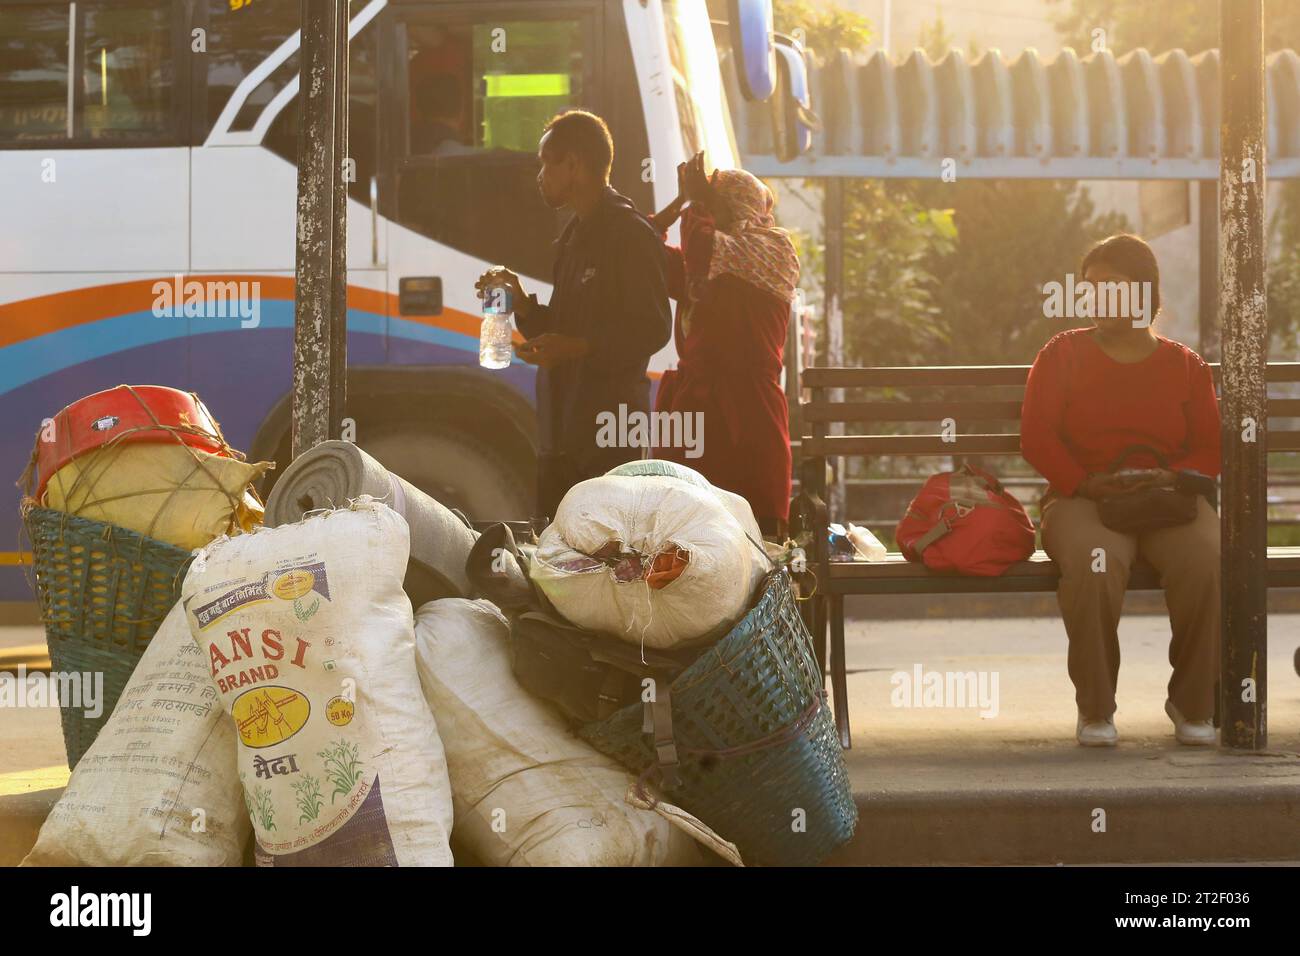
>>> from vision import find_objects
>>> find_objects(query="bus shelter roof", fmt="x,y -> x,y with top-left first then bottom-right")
731,46 -> 1300,180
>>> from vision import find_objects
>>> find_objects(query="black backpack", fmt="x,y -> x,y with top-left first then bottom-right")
465,523 -> 703,725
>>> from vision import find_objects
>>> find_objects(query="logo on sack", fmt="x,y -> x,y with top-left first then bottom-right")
191,561 -> 330,629
90,415 -> 119,432
273,570 -> 317,601
232,685 -> 311,747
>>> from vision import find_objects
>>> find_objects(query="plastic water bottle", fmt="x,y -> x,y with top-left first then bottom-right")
480,267 -> 514,370
846,524 -> 888,561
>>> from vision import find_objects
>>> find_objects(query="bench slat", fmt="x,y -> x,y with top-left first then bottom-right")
803,398 -> 1300,425
802,430 -> 1300,455
802,400 -> 1026,422
801,362 -> 1300,389
821,548 -> 1300,594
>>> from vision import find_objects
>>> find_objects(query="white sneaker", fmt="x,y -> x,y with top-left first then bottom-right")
1076,713 -> 1118,747
1165,699 -> 1216,746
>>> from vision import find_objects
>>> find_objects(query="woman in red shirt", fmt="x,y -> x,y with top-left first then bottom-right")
649,155 -> 800,535
1021,234 -> 1221,748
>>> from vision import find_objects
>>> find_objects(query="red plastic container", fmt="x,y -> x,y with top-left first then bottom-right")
34,385 -> 231,500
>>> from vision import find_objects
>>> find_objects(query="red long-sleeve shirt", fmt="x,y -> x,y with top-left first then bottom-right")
1020,329 -> 1221,496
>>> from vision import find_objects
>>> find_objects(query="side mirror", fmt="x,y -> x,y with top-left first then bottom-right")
771,38 -> 817,162
729,0 -> 776,101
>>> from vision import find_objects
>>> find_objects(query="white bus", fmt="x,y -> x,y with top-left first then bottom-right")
0,0 -> 807,601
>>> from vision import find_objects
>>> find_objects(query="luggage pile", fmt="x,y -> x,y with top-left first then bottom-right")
19,386 -> 272,766
21,410 -> 855,866
469,459 -> 858,866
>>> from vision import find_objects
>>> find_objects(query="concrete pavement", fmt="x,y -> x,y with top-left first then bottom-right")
3,615 -> 1298,865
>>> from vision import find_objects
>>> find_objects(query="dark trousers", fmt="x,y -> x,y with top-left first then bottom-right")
537,447 -> 644,523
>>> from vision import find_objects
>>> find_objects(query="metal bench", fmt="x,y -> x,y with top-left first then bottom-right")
791,363 -> 1300,748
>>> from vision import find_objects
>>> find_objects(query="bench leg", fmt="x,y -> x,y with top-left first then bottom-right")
829,594 -> 851,749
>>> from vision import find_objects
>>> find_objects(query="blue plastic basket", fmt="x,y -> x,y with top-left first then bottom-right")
579,569 -> 858,866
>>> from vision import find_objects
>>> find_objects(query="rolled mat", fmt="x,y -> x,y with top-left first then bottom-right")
265,440 -> 478,606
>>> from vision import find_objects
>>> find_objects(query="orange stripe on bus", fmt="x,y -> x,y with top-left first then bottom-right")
0,276 -> 482,346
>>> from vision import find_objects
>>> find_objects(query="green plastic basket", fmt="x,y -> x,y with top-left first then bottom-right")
21,506 -> 194,768
579,569 -> 858,866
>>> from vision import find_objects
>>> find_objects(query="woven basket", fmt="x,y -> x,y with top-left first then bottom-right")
579,569 -> 858,866
21,505 -> 194,768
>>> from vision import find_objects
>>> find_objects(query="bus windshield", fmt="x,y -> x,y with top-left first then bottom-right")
662,0 -> 736,169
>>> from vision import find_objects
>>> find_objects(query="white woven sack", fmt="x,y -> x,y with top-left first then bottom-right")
413,598 -> 740,866
22,602 -> 249,867
181,497 -> 453,866
530,475 -> 766,649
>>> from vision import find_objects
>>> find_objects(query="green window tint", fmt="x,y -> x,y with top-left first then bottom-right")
473,20 -> 582,152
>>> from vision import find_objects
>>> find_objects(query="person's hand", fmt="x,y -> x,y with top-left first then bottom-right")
475,267 -> 529,317
515,333 -> 589,368
676,160 -> 688,205
683,151 -> 711,205
1077,473 -> 1137,500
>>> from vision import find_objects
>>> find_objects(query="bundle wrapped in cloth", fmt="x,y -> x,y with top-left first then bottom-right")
529,461 -> 771,650
265,440 -> 477,607
24,384 -> 269,550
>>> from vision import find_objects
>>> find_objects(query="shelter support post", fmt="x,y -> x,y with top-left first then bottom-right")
291,0 -> 349,460
1218,0 -> 1268,750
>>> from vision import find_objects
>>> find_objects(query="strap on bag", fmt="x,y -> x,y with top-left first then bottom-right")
911,497 -> 1009,556
649,688 -> 682,790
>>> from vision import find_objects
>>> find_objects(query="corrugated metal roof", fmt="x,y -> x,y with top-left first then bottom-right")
729,46 -> 1300,179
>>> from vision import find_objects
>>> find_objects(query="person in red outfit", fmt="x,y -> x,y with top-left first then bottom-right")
649,153 -> 801,535
1021,234 -> 1221,749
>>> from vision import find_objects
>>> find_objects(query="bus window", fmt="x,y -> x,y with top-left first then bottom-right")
394,13 -> 590,279
0,1 -> 177,146
80,2 -> 174,140
0,4 -> 68,143
262,24 -> 379,209
201,0 -> 300,140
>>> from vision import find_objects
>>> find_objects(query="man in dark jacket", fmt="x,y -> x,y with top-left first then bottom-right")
476,110 -> 671,519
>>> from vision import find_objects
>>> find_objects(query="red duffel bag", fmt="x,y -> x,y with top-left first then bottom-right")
894,464 -> 1036,576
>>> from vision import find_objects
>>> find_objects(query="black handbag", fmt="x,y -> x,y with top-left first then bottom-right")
1095,445 -> 1199,533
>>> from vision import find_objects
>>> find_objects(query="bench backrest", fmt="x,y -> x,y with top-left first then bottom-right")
799,363 -> 1300,458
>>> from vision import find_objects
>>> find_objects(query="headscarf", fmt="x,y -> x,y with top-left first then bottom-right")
702,169 -> 801,305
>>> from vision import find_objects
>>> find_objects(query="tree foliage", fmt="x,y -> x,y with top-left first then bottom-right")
1050,0 -> 1300,354
770,0 -> 1130,367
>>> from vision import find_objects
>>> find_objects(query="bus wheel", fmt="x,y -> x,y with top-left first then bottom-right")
356,426 -> 532,525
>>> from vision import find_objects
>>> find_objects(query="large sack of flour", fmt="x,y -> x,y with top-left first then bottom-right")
604,459 -> 763,540
22,602 -> 249,867
530,475 -> 768,649
182,497 -> 453,867
413,598 -> 739,867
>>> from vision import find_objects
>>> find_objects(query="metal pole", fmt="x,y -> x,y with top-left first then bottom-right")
824,178 -> 846,520
292,0 -> 349,459
1219,0 -> 1267,750
1197,179 -> 1219,361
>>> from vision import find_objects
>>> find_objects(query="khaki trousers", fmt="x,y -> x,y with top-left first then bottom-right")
1041,494 -> 1220,722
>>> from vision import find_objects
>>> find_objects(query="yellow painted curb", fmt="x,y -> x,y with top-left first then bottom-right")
0,645 -> 51,671
0,765 -> 70,797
